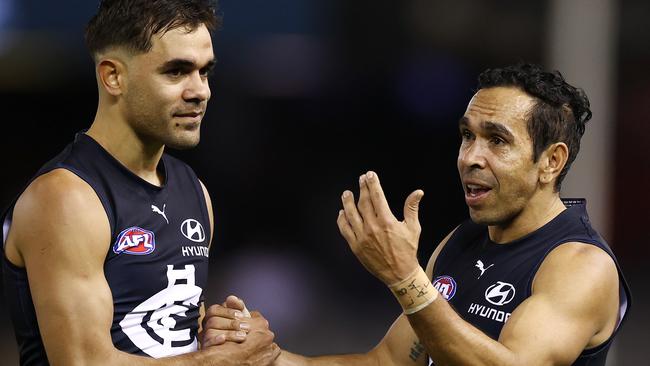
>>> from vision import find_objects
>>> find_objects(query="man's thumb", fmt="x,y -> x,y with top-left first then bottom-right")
404,189 -> 424,226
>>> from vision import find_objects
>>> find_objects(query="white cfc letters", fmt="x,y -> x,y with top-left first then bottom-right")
119,265 -> 202,358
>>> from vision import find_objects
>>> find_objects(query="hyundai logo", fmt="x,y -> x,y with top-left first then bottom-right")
484,281 -> 515,306
180,219 -> 205,243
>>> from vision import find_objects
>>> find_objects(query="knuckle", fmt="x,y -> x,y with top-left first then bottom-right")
206,304 -> 221,315
204,317 -> 217,329
203,329 -> 217,338
230,330 -> 246,340
365,226 -> 378,238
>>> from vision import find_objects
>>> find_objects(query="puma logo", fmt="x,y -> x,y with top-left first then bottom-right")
151,204 -> 169,224
475,260 -> 494,279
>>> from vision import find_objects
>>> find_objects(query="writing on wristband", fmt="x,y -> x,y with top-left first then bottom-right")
389,267 -> 438,315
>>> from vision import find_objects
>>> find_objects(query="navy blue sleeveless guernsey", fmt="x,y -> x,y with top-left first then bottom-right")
430,201 -> 631,366
2,132 -> 211,365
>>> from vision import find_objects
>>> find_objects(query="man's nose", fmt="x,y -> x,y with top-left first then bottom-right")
459,140 -> 487,170
183,72 -> 210,103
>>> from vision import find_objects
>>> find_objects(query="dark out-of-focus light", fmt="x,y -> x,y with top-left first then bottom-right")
0,0 -> 16,54
241,34 -> 331,97
209,248 -> 317,334
0,0 -> 14,27
396,55 -> 472,121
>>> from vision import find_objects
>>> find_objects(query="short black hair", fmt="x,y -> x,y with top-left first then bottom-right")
85,0 -> 220,59
477,63 -> 592,191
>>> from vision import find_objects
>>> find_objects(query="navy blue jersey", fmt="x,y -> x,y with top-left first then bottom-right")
429,201 -> 631,366
2,132 -> 211,365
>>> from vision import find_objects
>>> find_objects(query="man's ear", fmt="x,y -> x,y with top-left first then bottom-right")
97,58 -> 126,96
539,142 -> 569,185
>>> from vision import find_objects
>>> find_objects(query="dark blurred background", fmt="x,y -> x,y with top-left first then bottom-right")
1,0 -> 648,364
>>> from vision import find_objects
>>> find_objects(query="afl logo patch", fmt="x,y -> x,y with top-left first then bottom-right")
485,281 -> 516,306
432,275 -> 457,300
181,219 -> 205,243
113,227 -> 156,255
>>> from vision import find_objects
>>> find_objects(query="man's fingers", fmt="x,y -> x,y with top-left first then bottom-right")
337,209 -> 357,247
224,295 -> 245,310
204,303 -> 247,322
202,330 -> 248,347
225,295 -> 251,317
403,189 -> 424,229
364,171 -> 393,221
202,333 -> 226,348
204,314 -> 250,332
341,190 -> 364,236
357,174 -> 377,225
248,311 -> 270,329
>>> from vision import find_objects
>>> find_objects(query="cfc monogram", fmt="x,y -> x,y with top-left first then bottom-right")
119,265 -> 202,357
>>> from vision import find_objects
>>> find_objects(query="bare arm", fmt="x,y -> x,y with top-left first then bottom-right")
276,313 -> 428,366
7,169 -> 278,366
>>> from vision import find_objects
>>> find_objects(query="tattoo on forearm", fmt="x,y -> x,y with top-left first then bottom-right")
409,340 -> 425,362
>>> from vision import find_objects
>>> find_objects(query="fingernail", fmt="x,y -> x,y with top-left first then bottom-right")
239,322 -> 251,330
338,209 -> 344,216
367,171 -> 374,179
342,191 -> 350,198
236,331 -> 247,338
359,175 -> 366,183
234,311 -> 243,318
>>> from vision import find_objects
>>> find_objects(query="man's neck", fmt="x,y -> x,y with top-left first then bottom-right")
86,111 -> 165,187
488,192 -> 566,244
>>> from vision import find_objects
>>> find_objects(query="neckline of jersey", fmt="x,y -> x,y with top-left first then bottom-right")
77,131 -> 169,192
486,204 -> 586,247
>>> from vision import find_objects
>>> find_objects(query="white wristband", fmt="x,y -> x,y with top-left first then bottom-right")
389,267 -> 438,315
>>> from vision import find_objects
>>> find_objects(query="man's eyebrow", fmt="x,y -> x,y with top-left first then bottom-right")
458,117 -> 515,139
482,121 -> 514,139
157,58 -> 216,71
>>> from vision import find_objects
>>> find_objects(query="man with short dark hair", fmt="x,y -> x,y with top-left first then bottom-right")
1,1 -> 279,365
212,64 -> 631,366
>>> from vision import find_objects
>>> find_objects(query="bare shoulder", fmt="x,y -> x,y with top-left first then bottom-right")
9,168 -> 110,265
534,242 -> 618,292
533,242 -> 619,343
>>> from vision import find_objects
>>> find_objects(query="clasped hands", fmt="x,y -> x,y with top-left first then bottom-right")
200,295 -> 280,365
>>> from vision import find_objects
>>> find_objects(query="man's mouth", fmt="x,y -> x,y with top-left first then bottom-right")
174,111 -> 203,118
463,181 -> 493,206
466,183 -> 491,197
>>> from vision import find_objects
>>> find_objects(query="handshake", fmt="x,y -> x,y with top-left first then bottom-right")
198,295 -> 283,366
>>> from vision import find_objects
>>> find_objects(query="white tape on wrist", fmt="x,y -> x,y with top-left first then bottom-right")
389,267 -> 437,315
